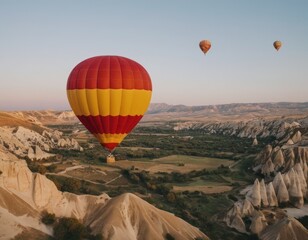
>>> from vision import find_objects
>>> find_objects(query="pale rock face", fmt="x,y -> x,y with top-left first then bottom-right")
250,210 -> 268,235
288,172 -> 304,208
57,138 -> 83,151
283,148 -> 295,170
266,182 -> 278,207
33,173 -> 62,209
256,145 -> 272,165
286,139 -> 295,145
57,111 -> 76,121
42,129 -> 62,141
293,163 -> 307,196
242,199 -> 255,217
35,145 -> 54,160
0,149 -> 32,192
282,173 -> 291,189
0,126 -> 83,160
303,161 -> 308,180
0,127 -> 29,153
27,147 -> 35,160
272,172 -> 284,193
291,131 -> 302,144
259,217 -> 308,240
287,168 -> 296,188
255,136 -> 308,176
228,214 -> 247,234
272,148 -> 284,169
276,176 -> 289,204
0,152 -> 109,219
224,203 -> 247,233
261,158 -> 275,177
87,193 -> 208,240
27,146 -> 54,160
260,179 -> 269,207
296,147 -> 308,169
252,138 -> 258,146
247,179 -> 261,207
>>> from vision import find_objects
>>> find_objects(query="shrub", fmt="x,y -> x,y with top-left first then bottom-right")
166,192 -> 177,203
53,217 -> 85,240
46,164 -> 57,172
41,210 -> 56,225
165,233 -> 175,240
61,178 -> 81,193
27,160 -> 47,174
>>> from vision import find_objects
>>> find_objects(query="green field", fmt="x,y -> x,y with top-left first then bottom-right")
153,154 -> 234,168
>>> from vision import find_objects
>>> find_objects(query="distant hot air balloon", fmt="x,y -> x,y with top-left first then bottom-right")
67,56 -> 152,153
199,40 -> 211,54
273,40 -> 282,51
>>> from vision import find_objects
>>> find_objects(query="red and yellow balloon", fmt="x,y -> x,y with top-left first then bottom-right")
67,56 -> 152,152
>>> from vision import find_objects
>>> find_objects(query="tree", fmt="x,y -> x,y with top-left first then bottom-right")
166,192 -> 177,203
46,164 -> 57,172
61,178 -> 81,193
165,233 -> 175,240
53,217 -> 85,240
41,210 -> 56,225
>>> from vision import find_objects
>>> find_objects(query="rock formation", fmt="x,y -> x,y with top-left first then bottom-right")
225,160 -> 308,238
252,137 -> 258,146
261,158 -> 275,177
247,179 -> 261,207
260,179 -> 269,207
224,202 -> 248,233
0,126 -> 83,160
259,216 -> 308,240
0,146 -> 207,240
255,130 -> 308,175
250,210 -> 268,235
272,147 -> 284,170
266,182 -> 278,207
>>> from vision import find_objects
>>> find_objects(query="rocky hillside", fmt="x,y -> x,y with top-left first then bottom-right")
146,103 -> 308,141
2,110 -> 78,126
224,173 -> 308,239
255,129 -> 308,176
223,125 -> 308,239
147,102 -> 308,116
0,126 -> 83,161
0,112 -> 83,161
173,118 -> 305,140
0,146 -> 207,240
3,103 -> 308,142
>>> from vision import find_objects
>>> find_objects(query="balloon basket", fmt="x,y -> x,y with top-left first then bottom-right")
106,154 -> 115,163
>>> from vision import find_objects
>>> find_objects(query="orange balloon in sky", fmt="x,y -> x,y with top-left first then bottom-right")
273,40 -> 282,51
199,40 -> 211,54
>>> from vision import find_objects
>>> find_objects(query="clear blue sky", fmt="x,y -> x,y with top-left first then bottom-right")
1,0 -> 308,110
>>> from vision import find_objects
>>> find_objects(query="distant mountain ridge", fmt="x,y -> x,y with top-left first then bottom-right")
147,102 -> 308,115
2,102 -> 308,126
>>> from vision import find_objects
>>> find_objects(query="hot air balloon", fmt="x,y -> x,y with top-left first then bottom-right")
273,40 -> 282,51
199,40 -> 211,54
67,56 -> 152,155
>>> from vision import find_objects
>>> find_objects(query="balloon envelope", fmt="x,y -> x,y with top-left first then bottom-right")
199,40 -> 211,54
67,56 -> 152,152
273,41 -> 282,51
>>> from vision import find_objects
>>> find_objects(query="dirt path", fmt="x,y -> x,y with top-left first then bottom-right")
228,159 -> 242,169
104,174 -> 122,185
48,164 -> 122,186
